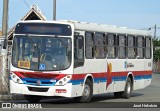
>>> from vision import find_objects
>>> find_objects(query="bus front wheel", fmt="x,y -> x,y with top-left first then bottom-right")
75,79 -> 93,103
24,95 -> 42,102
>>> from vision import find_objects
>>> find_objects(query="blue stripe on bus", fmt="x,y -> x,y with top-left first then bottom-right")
134,75 -> 152,80
11,74 -> 152,86
143,75 -> 152,79
21,78 -> 56,86
69,79 -> 84,85
70,78 -> 107,85
94,78 -> 107,83
70,75 -> 152,85
113,76 -> 127,81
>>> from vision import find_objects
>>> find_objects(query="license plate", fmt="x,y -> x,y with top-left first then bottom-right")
18,61 -> 30,69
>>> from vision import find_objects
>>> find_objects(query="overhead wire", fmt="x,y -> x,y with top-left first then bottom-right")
22,0 -> 30,9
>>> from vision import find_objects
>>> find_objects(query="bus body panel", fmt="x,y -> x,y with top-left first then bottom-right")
10,20 -> 153,100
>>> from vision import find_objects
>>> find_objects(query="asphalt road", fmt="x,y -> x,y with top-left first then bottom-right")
1,73 -> 160,110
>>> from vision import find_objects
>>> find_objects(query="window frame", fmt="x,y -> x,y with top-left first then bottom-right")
106,33 -> 117,59
94,32 -> 106,59
74,35 -> 85,68
127,35 -> 136,59
85,32 -> 95,59
136,36 -> 144,59
145,37 -> 152,59
117,34 -> 127,59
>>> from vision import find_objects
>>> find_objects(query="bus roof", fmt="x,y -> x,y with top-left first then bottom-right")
61,20 -> 151,37
17,20 -> 152,37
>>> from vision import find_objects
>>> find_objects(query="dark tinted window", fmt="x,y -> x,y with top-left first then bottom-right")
118,35 -> 126,59
94,33 -> 106,58
145,37 -> 151,59
107,34 -> 116,58
85,32 -> 94,58
128,35 -> 136,58
137,36 -> 144,58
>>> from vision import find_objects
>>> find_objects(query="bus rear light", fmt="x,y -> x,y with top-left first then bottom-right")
56,89 -> 67,93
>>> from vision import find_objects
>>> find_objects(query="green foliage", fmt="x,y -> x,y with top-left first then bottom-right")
153,39 -> 160,46
153,39 -> 160,62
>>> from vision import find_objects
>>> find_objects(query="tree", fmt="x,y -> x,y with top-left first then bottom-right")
153,39 -> 160,62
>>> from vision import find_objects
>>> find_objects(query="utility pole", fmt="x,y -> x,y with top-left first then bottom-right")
53,0 -> 56,20
1,0 -> 9,94
154,24 -> 157,39
2,0 -> 9,38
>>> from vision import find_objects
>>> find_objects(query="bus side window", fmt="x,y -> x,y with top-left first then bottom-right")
107,34 -> 116,58
137,36 -> 144,59
145,37 -> 151,59
74,35 -> 84,67
94,33 -> 106,59
85,32 -> 94,59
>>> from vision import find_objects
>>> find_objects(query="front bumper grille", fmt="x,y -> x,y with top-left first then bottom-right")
28,87 -> 49,92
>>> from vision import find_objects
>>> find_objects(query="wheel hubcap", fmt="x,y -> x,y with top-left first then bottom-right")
83,85 -> 90,98
127,82 -> 131,94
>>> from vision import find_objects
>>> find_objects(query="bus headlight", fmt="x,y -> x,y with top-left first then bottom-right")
55,75 -> 72,86
10,73 -> 23,84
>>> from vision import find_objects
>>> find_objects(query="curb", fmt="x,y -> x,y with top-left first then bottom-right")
0,94 -> 24,101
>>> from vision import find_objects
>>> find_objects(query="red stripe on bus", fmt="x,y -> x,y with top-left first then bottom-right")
12,70 -> 152,80
71,70 -> 152,80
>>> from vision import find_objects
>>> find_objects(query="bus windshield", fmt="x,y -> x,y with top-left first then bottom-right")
12,35 -> 72,71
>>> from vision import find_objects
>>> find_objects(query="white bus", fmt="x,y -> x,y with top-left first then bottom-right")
10,20 -> 152,103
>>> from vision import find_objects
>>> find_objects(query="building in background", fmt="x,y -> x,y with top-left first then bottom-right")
7,5 -> 46,51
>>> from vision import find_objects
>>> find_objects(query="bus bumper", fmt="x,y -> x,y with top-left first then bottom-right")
10,80 -> 73,97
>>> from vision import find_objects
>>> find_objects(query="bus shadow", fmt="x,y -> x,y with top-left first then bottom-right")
40,92 -> 144,104
91,92 -> 144,102
131,92 -> 144,98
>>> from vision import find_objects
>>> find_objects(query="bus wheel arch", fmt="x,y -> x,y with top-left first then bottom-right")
84,75 -> 94,85
127,73 -> 134,91
114,73 -> 134,99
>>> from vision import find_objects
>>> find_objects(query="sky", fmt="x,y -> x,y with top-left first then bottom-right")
0,0 -> 160,36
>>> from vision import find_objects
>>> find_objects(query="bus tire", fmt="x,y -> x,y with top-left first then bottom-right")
122,77 -> 132,99
76,79 -> 93,103
114,92 -> 123,98
24,95 -> 42,102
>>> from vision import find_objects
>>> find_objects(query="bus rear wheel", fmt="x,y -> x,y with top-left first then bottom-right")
122,77 -> 132,99
76,79 -> 93,103
24,95 -> 42,102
